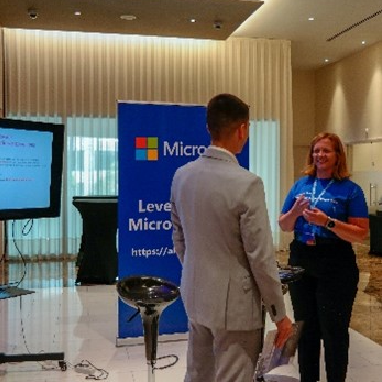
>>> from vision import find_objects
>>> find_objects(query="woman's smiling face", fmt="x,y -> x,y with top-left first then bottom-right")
313,138 -> 337,177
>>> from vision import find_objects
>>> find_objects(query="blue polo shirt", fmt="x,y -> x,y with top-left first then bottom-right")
281,176 -> 368,239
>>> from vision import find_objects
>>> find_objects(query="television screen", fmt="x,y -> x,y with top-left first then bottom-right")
0,118 -> 64,220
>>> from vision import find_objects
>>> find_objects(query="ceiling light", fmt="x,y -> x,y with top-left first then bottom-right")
74,11 -> 82,16
190,18 -> 196,23
324,59 -> 329,63
361,40 -> 366,45
120,15 -> 137,21
308,17 -> 315,21
213,20 -> 222,30
27,8 -> 39,20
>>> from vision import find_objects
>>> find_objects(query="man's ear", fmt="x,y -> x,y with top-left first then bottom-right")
237,123 -> 245,140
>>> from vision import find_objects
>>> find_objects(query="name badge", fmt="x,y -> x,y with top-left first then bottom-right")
303,230 -> 316,246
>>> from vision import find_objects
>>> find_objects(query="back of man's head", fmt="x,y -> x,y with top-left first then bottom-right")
207,93 -> 249,141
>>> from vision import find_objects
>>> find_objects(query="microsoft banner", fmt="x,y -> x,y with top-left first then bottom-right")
117,101 -> 249,340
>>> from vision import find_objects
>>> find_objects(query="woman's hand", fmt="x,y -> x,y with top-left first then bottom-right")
302,207 -> 328,226
291,195 -> 310,217
303,208 -> 369,242
278,195 -> 310,232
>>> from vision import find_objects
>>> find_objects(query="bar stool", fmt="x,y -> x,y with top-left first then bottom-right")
117,275 -> 180,382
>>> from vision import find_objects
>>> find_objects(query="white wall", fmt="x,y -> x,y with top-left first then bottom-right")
350,141 -> 382,212
315,41 -> 382,143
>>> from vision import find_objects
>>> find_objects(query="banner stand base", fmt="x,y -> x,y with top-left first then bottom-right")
116,332 -> 188,348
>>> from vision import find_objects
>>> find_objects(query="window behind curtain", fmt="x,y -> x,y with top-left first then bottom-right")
249,120 -> 281,247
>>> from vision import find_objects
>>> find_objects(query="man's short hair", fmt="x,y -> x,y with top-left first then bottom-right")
207,93 -> 249,140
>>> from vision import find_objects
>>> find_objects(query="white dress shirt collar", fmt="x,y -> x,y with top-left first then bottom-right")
209,145 -> 237,162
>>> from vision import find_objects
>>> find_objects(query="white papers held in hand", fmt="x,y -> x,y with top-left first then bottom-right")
256,321 -> 303,382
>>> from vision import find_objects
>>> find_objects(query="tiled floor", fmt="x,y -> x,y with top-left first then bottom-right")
0,243 -> 382,382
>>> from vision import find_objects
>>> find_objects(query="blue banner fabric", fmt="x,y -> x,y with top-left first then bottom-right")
117,101 -> 248,339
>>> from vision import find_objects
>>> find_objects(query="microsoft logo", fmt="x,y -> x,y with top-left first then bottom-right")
135,137 -> 159,161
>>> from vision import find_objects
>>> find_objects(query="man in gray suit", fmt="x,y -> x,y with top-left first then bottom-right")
171,93 -> 293,382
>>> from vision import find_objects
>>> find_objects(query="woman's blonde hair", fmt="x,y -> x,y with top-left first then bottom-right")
303,132 -> 350,180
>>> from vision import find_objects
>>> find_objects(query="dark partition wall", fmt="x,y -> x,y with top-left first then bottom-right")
369,212 -> 382,256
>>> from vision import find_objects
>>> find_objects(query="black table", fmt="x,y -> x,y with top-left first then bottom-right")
73,196 -> 118,284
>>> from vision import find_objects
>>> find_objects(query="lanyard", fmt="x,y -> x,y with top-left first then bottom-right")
311,178 -> 334,208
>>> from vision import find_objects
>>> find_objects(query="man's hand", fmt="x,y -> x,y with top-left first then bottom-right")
274,316 -> 293,348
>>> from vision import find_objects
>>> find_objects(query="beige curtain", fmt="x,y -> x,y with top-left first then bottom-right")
3,28 -> 293,255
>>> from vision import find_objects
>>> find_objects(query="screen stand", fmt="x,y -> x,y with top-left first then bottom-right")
0,352 -> 66,370
0,234 -> 67,371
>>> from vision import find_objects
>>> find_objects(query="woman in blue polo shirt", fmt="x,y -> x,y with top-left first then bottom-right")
279,132 -> 369,382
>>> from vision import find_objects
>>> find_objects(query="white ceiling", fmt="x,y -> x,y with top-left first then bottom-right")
234,0 -> 382,70
1,0 -> 382,70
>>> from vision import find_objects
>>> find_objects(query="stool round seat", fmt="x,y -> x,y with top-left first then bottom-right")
117,275 -> 180,310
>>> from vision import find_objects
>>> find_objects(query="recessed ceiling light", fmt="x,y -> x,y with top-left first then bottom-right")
120,15 -> 137,21
361,40 -> 366,45
308,17 -> 315,21
190,18 -> 196,23
74,11 -> 82,16
324,59 -> 329,63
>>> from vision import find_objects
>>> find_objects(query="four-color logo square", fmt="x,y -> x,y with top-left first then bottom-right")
135,137 -> 159,161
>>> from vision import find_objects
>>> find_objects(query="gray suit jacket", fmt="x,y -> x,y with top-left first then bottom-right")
171,146 -> 286,331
